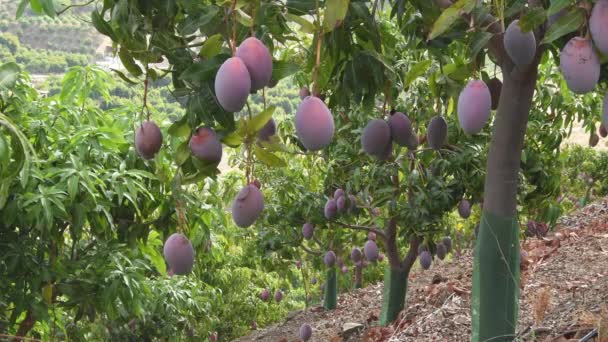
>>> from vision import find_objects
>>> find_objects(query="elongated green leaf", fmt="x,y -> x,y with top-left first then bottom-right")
428,0 -> 477,40
547,0 -> 570,17
236,9 -> 253,27
404,60 -> 431,88
241,106 -> 276,136
541,8 -> 584,45
111,69 -> 139,84
0,63 -> 20,90
469,31 -> 493,61
16,0 -> 28,18
221,132 -> 243,147
286,13 -> 315,33
518,7 -> 547,32
323,0 -> 350,33
174,140 -> 191,166
118,49 -> 143,77
199,34 -> 223,58
253,146 -> 287,167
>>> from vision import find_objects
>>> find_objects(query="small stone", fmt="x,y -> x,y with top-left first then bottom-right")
342,322 -> 364,337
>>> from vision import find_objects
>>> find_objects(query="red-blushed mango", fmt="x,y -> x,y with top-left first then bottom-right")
348,194 -> 357,211
299,87 -> 310,100
302,222 -> 314,240
504,20 -> 536,67
260,288 -> 270,301
299,324 -> 313,341
487,77 -> 502,110
336,195 -> 346,213
351,247 -> 362,262
214,57 -> 251,112
189,127 -> 222,164
324,250 -> 336,267
457,80 -> 492,134
362,119 -> 391,157
560,37 -> 600,94
274,290 -> 283,302
388,112 -> 413,147
163,233 -> 195,275
378,253 -> 384,262
236,37 -> 273,91
135,121 -> 163,159
334,188 -> 345,200
231,184 -> 264,228
419,250 -> 432,270
590,132 -> 599,147
311,277 -> 317,285
427,116 -> 447,149
436,242 -> 447,260
257,118 -> 276,142
458,199 -> 471,219
603,92 -> 608,130
368,231 -> 376,241
295,96 -> 334,151
324,198 -> 337,220
590,0 -> 608,54
252,179 -> 262,189
341,265 -> 348,273
364,240 -> 379,261
442,236 -> 452,252
600,124 -> 607,138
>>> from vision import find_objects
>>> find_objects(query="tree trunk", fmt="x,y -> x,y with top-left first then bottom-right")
323,268 -> 337,310
13,310 -> 35,341
471,64 -> 538,341
354,264 -> 363,289
379,235 -> 420,326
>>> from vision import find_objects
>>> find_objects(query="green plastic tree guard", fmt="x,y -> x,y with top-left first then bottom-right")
472,211 -> 520,342
379,266 -> 408,325
324,268 -> 337,310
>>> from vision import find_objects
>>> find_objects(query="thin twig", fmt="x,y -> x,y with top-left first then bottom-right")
334,221 -> 387,239
55,0 -> 94,15
231,0 -> 238,55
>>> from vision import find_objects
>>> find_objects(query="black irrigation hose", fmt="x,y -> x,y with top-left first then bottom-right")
579,328 -> 598,342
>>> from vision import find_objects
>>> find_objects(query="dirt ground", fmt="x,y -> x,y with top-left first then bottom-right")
234,199 -> 608,342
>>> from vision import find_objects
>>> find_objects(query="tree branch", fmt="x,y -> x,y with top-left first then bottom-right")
401,236 -> 422,271
301,244 -> 322,256
334,221 -> 387,240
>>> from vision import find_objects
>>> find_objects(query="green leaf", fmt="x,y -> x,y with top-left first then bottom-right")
547,0 -> 570,17
271,60 -> 299,83
91,9 -> 117,40
111,69 -> 139,85
469,31 -> 493,61
541,8 -> 584,45
428,0 -> 477,40
16,0 -> 28,18
41,0 -> 56,17
199,34 -> 224,58
118,49 -> 143,77
285,13 -> 315,34
241,106 -> 276,136
236,9 -> 253,27
0,63 -> 20,90
174,140 -> 191,166
518,7 -> 547,33
323,0 -> 350,33
404,60 -> 431,88
221,132 -> 243,147
168,117 -> 191,138
253,146 -> 287,167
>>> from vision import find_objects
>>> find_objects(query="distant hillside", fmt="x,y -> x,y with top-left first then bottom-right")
0,0 -> 103,56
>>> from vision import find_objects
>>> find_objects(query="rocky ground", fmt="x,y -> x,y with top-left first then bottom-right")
235,199 -> 608,342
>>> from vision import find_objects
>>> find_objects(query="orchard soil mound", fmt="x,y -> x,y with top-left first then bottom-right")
235,200 -> 608,341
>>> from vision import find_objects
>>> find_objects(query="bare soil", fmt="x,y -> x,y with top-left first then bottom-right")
234,199 -> 608,342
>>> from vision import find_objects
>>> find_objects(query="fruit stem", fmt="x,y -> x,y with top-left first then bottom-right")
245,101 -> 253,183
312,0 -> 323,96
141,70 -> 150,122
231,0 -> 237,56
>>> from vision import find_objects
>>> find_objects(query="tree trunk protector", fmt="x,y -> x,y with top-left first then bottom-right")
379,266 -> 408,326
324,268 -> 337,310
